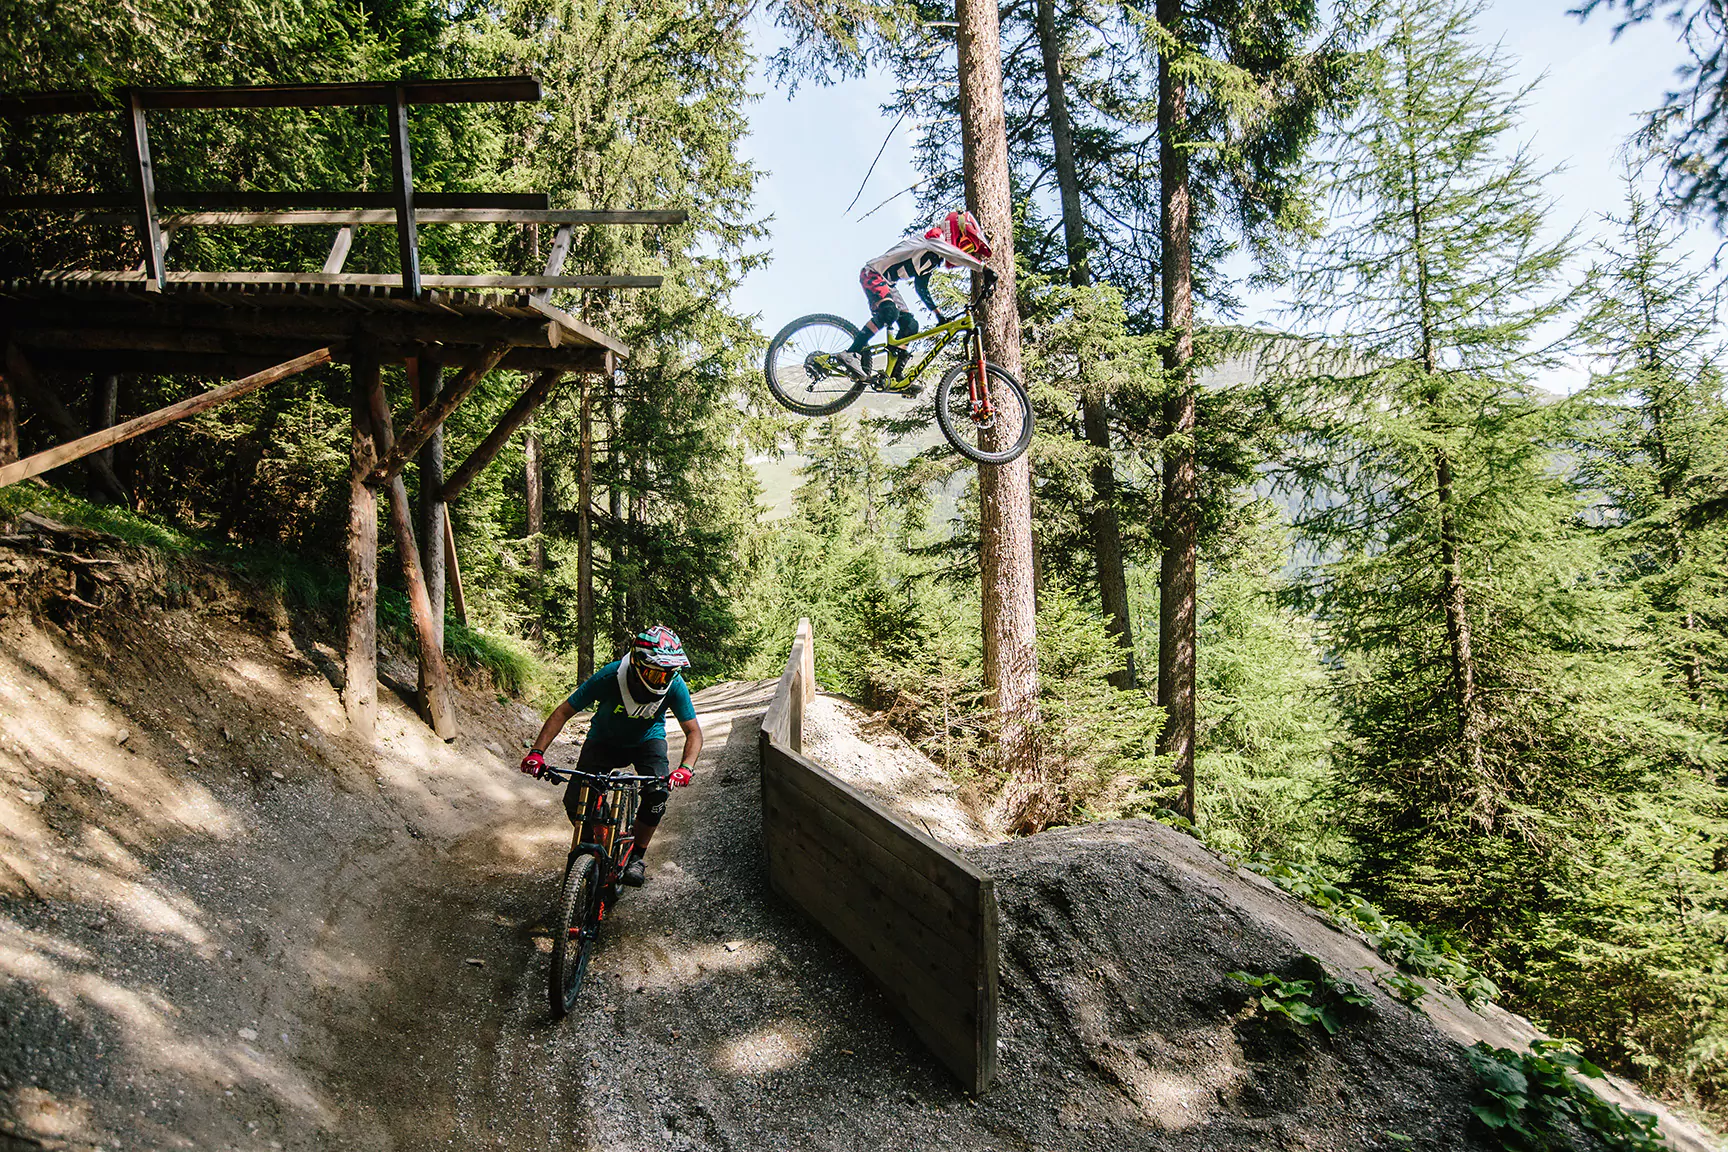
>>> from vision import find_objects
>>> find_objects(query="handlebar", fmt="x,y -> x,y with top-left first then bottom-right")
537,766 -> 662,787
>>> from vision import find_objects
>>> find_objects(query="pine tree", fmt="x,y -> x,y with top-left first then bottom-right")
1573,179 -> 1728,726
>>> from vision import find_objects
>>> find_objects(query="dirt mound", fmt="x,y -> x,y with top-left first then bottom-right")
971,820 -> 1720,1152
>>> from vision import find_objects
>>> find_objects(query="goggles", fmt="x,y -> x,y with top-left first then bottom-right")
636,662 -> 675,690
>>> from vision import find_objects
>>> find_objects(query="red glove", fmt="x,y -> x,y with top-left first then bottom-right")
520,750 -> 546,777
669,765 -> 693,788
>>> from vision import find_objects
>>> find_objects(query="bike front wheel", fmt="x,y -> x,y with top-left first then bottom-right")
549,851 -> 599,1019
934,361 -> 1034,465
764,313 -> 868,417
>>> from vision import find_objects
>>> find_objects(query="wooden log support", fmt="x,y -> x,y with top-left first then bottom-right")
531,224 -> 573,305
387,86 -> 421,298
370,340 -> 508,484
345,351 -> 381,741
439,368 -> 561,501
0,344 -> 129,501
0,76 -> 543,118
0,347 -> 332,490
122,90 -> 165,291
40,270 -> 663,289
443,511 -> 468,627
0,363 -> 17,466
577,372 -> 594,679
322,225 -> 353,273
364,375 -> 457,741
89,373 -> 119,490
414,356 -> 447,650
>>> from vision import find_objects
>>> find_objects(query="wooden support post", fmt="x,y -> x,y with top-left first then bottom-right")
443,511 -> 468,627
526,427 -> 544,642
531,224 -> 574,305
121,90 -> 165,292
0,362 -> 18,467
370,340 -> 508,483
1,343 -> 130,501
345,351 -> 380,741
438,368 -> 560,500
322,224 -> 354,273
365,370 -> 457,740
415,356 -> 446,651
577,371 -> 594,679
89,373 -> 119,486
387,86 -> 421,298
0,346 -> 332,491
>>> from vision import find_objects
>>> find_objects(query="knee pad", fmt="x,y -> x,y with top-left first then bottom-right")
639,782 -> 670,825
872,299 -> 901,328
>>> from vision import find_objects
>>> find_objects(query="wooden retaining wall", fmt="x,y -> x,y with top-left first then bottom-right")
758,619 -> 999,1094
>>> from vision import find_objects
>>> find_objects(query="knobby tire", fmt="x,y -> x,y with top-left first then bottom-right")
764,313 -> 867,417
934,361 -> 1034,465
550,851 -> 599,1019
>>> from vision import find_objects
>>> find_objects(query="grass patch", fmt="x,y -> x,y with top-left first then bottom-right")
2,485 -> 548,699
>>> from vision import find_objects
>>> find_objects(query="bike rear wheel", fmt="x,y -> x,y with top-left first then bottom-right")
764,313 -> 868,416
934,361 -> 1034,465
549,850 -> 599,1019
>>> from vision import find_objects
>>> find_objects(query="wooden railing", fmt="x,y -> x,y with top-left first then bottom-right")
758,619 -> 1000,1094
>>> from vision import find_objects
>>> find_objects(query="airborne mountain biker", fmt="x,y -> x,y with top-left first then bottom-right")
519,625 -> 702,887
835,209 -> 998,387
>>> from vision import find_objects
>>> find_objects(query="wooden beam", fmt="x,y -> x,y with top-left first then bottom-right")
321,225 -> 353,273
365,367 -> 457,740
14,340 -> 611,378
440,368 -> 560,501
345,351 -> 380,741
0,347 -> 332,490
4,192 -> 556,213
386,86 -> 420,298
0,77 -> 542,118
443,510 -> 468,627
73,208 -> 686,227
370,341 -> 509,483
0,362 -> 17,466
577,372 -> 593,680
1,344 -> 128,501
528,297 -> 632,357
89,373 -> 118,484
414,356 -> 447,653
122,91 -> 165,291
532,224 -> 573,305
38,271 -> 662,289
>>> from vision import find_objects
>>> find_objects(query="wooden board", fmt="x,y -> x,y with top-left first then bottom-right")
72,208 -> 688,227
40,271 -> 664,289
0,77 -> 541,118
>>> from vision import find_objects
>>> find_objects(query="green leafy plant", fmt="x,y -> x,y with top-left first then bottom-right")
1248,857 -> 1499,1006
1229,963 -> 1372,1036
1376,970 -> 1431,1007
1468,1041 -> 1668,1151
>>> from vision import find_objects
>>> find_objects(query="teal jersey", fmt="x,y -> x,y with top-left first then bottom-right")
567,660 -> 695,746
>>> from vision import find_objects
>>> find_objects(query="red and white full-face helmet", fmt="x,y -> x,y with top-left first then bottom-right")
926,209 -> 991,260
629,625 -> 690,692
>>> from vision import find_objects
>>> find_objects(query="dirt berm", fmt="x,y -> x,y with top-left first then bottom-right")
1,518 -> 1720,1151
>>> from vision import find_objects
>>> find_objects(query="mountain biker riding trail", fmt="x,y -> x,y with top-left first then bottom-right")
518,625 -> 702,887
837,209 -> 998,388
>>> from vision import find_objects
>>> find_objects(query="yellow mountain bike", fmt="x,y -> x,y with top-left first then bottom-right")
762,281 -> 1034,465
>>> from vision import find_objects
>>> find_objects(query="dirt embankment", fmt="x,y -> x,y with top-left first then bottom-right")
1,517 -> 1721,1152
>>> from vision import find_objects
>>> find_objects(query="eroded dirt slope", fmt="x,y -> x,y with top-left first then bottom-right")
3,521 -> 1720,1152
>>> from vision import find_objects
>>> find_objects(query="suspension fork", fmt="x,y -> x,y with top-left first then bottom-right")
969,316 -> 995,420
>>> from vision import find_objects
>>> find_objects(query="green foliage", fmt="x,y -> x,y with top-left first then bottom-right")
1249,858 -> 1500,1005
1228,962 -> 1373,1035
1468,1040 -> 1668,1152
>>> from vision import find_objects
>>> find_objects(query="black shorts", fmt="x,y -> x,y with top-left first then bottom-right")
563,737 -> 671,828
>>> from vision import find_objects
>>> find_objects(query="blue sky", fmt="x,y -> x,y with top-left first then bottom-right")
731,2 -> 1718,392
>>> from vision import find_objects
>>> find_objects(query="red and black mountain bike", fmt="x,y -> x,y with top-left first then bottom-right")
536,765 -> 658,1019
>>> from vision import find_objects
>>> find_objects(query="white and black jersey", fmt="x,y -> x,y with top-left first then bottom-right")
865,234 -> 989,282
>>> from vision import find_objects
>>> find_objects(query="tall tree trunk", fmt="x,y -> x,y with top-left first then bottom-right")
1156,0 -> 1199,822
345,350 -> 381,741
578,372 -> 595,680
1435,447 -> 1488,812
1035,0 -> 1135,687
525,427 -> 544,643
959,0 -> 1044,832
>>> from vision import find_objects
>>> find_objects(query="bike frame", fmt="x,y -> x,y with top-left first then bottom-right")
874,302 -> 997,421
541,766 -> 657,916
